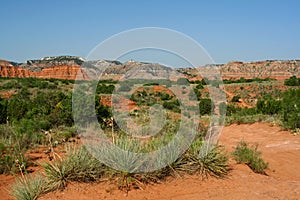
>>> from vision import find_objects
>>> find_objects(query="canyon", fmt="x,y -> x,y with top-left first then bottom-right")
0,56 -> 299,80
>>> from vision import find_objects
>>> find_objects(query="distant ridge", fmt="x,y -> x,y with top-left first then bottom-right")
0,56 -> 299,80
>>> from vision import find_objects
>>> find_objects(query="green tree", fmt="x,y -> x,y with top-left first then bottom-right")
282,88 -> 300,130
199,98 -> 214,115
284,76 -> 300,86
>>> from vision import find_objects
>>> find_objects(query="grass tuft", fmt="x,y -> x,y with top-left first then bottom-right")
42,145 -> 104,191
10,173 -> 46,200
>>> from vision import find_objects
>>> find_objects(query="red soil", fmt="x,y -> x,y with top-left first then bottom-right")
153,85 -> 174,96
1,123 -> 300,200
0,90 -> 18,98
100,95 -> 138,112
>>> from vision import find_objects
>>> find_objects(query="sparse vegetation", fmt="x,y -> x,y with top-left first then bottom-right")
42,146 -> 104,190
1,74 -> 298,199
10,173 -> 47,200
232,141 -> 268,174
9,132 -> 229,197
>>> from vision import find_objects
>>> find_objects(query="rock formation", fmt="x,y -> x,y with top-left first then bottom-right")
0,56 -> 299,81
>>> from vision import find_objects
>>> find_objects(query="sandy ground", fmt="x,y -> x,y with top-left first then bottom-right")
1,123 -> 300,200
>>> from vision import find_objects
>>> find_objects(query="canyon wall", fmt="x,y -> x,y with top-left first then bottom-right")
0,56 -> 299,80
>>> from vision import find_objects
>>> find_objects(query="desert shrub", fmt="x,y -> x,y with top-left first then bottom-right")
199,98 -> 214,115
10,173 -> 47,200
0,124 -> 30,174
160,92 -> 172,100
7,97 -> 29,122
237,107 -> 257,116
42,146 -> 104,190
0,80 -> 22,89
225,105 -> 241,116
232,141 -> 268,174
195,83 -> 204,89
96,83 -> 115,94
223,77 -> 273,84
282,88 -> 300,130
38,81 -> 49,89
106,168 -> 168,192
284,75 -> 300,86
10,134 -> 229,194
256,96 -> 282,115
231,95 -> 240,102
188,143 -> 228,178
163,99 -> 180,113
226,113 -> 267,125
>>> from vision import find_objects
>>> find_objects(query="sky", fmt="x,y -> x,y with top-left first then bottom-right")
1,0 -> 300,66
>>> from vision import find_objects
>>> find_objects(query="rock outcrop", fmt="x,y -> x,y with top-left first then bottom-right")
0,56 -> 299,81
218,60 -> 300,80
0,56 -> 88,80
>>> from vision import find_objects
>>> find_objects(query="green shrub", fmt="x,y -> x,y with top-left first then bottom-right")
199,98 -> 214,115
96,83 -> 115,94
232,141 -> 268,174
162,99 -> 180,113
256,96 -> 282,115
0,125 -> 30,174
282,88 -> 300,130
160,92 -> 171,100
284,76 -> 300,86
231,95 -> 240,103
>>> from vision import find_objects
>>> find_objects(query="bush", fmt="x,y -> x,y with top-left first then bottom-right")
160,92 -> 171,100
96,83 -> 115,94
162,99 -> 180,113
0,124 -> 30,174
231,95 -> 240,103
282,88 -> 300,130
256,96 -> 282,115
199,98 -> 214,115
232,141 -> 268,174
284,76 -> 300,86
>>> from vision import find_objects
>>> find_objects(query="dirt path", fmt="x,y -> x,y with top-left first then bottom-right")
2,123 -> 300,200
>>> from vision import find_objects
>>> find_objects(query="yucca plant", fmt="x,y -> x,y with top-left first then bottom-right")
197,145 -> 229,177
185,140 -> 229,178
10,173 -> 47,200
42,145 -> 104,191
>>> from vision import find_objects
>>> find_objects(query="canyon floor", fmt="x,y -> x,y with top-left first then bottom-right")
1,123 -> 300,200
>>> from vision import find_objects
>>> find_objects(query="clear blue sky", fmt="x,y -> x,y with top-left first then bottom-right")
1,0 -> 299,65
